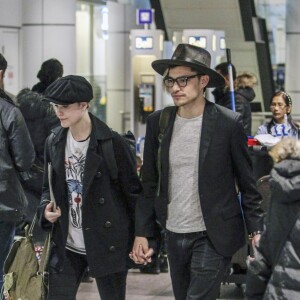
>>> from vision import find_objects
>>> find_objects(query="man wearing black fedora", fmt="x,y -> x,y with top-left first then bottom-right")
37,75 -> 142,299
131,44 -> 264,299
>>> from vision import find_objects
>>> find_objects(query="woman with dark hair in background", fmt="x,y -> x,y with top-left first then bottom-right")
256,91 -> 299,139
32,58 -> 63,94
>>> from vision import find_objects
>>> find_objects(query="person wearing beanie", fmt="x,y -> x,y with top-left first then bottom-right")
37,75 -> 142,299
32,58 -> 63,94
130,44 -> 264,299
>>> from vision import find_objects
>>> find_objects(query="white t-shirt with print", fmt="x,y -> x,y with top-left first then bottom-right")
65,130 -> 90,255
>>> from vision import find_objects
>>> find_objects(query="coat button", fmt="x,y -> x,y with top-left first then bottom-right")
104,221 -> 112,228
96,171 -> 102,178
98,197 -> 105,204
109,246 -> 116,252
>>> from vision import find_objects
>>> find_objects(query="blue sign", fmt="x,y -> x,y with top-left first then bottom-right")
137,9 -> 153,25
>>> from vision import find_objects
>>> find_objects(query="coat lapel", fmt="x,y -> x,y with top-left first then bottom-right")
81,114 -> 113,200
82,137 -> 102,200
199,101 -> 219,171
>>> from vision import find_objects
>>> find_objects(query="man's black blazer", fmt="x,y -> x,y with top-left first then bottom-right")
136,100 -> 264,257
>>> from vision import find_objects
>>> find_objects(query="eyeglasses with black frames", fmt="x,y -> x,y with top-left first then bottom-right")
163,74 -> 203,88
270,103 -> 287,109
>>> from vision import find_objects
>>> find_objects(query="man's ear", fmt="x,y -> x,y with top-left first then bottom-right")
201,75 -> 210,88
0,70 -> 4,89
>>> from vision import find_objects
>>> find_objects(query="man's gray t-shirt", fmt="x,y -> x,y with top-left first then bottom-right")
166,114 -> 206,233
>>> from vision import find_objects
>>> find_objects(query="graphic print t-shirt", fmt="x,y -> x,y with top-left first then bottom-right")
65,130 -> 90,254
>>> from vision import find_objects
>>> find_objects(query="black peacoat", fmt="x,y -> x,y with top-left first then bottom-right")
37,114 -> 142,277
135,100 -> 264,257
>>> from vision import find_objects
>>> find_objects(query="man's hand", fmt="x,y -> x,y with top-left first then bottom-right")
44,201 -> 61,223
251,233 -> 261,249
129,236 -> 154,265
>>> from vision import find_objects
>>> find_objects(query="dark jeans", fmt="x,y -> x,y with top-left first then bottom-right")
48,249 -> 128,300
0,222 -> 15,300
165,230 -> 231,300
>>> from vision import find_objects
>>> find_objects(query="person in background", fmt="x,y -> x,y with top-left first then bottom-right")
246,138 -> 300,300
15,89 -> 59,233
37,75 -> 142,300
212,62 -> 237,106
213,62 -> 257,136
234,72 -> 257,136
32,58 -> 63,94
0,53 -> 35,300
256,91 -> 299,139
131,44 -> 264,300
17,88 -> 59,165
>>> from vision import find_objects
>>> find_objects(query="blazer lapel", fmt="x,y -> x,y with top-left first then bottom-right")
160,107 -> 177,195
199,101 -> 219,171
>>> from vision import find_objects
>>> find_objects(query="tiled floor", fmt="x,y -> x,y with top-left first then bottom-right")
77,269 -> 245,300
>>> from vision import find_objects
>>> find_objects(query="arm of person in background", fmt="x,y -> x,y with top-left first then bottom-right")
245,232 -> 272,299
132,111 -> 161,264
37,134 -> 60,229
230,114 -> 264,247
5,105 -> 35,172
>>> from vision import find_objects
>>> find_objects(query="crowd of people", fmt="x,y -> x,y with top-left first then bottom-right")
0,40 -> 300,300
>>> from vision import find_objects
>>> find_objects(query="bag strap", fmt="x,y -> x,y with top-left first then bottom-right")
156,106 -> 174,196
38,231 -> 52,274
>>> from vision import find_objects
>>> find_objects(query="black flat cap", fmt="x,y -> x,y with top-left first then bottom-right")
44,75 -> 93,104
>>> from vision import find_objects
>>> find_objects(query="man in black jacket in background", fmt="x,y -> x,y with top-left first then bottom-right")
0,53 -> 35,300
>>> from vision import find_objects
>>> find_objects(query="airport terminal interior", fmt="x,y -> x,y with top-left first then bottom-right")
1,0 -> 299,140
0,0 -> 299,299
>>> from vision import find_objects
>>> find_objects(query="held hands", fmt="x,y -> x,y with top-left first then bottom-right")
129,237 -> 154,265
248,233 -> 261,262
44,201 -> 61,223
251,233 -> 261,250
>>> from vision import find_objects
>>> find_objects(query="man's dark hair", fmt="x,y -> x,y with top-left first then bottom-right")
215,62 -> 236,80
37,58 -> 63,86
0,53 -> 8,71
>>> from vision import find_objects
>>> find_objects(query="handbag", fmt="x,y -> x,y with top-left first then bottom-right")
3,215 -> 52,300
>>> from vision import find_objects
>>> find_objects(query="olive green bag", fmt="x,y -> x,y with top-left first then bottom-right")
3,216 -> 51,300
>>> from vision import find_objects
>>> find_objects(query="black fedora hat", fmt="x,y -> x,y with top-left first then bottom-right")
152,44 -> 225,88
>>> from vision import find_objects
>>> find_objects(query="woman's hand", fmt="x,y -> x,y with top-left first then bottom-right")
44,201 -> 61,223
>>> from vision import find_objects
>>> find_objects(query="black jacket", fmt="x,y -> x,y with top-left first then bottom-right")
213,87 -> 255,136
136,101 -> 263,257
17,89 -> 59,164
37,114 -> 142,277
246,159 -> 300,299
0,89 -> 35,222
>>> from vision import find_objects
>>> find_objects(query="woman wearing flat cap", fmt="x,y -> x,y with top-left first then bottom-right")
131,44 -> 264,300
37,75 -> 142,299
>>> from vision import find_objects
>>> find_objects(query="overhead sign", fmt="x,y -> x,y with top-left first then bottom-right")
135,36 -> 153,49
136,9 -> 153,25
188,36 -> 207,49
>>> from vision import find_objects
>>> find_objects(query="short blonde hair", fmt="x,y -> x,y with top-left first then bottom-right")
235,72 -> 257,89
269,138 -> 300,163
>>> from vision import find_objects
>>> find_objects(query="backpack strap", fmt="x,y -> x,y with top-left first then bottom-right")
156,106 -> 175,196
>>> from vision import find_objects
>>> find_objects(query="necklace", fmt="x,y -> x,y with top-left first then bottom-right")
67,131 -> 90,156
